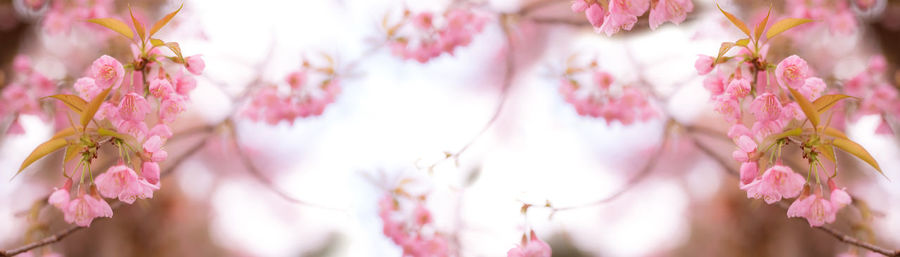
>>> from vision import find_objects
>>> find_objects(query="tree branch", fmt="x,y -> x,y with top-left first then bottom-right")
685,128 -> 900,257
0,126 -> 217,257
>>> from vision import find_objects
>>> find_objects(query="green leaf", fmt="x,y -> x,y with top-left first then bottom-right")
87,18 -> 134,40
813,94 -> 853,113
735,38 -> 750,47
130,6 -> 146,41
150,38 -> 165,47
165,42 -> 184,62
767,127 -> 803,142
766,18 -> 813,40
754,6 -> 770,41
715,41 -> 736,64
149,3 -> 183,36
832,138 -> 884,177
822,127 -> 849,139
820,144 -> 836,162
788,87 -> 819,128
81,86 -> 112,129
45,94 -> 87,114
15,138 -> 68,177
716,3 -> 751,36
51,127 -> 77,140
64,145 -> 83,163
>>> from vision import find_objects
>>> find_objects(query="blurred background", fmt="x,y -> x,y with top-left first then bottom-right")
0,0 -> 899,256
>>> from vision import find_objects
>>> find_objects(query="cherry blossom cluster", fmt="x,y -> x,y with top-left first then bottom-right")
570,0 -> 694,36
783,0 -> 861,35
843,55 -> 898,134
242,59 -> 341,125
378,193 -> 449,257
697,39 -> 855,226
384,8 -> 488,63
46,43 -> 203,227
506,230 -> 552,257
0,55 -> 57,135
40,0 -> 116,35
559,60 -> 657,125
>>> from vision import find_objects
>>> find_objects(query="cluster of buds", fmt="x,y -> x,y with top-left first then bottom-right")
378,192 -> 449,257
571,0 -> 694,36
384,8 -> 488,63
0,55 -> 57,135
559,59 -> 657,125
242,57 -> 341,125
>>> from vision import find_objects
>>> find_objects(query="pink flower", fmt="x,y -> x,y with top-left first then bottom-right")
95,164 -> 155,204
507,230 -> 552,257
648,0 -> 693,30
73,77 -> 101,100
118,93 -> 151,122
731,135 -> 756,162
694,55 -> 714,75
713,96 -> 741,123
828,179 -> 851,209
775,55 -> 810,89
116,120 -> 149,141
64,192 -> 112,227
173,73 -> 197,97
159,95 -> 187,124
185,55 -> 205,75
48,179 -> 73,210
412,12 -> 434,30
149,124 -> 173,139
703,73 -> 726,97
798,77 -> 826,101
725,78 -> 750,98
585,3 -> 606,28
142,161 -> 161,185
13,55 -> 32,73
149,79 -> 176,99
143,135 -> 168,162
89,55 -> 125,89
741,164 -> 805,204
739,161 -> 758,185
571,1 -> 589,12
593,71 -> 614,90
285,71 -> 307,89
749,93 -> 782,121
727,124 -> 751,140
787,191 -> 836,227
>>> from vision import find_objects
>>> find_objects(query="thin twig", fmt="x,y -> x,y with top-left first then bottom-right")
426,14 -> 518,171
527,119 -> 675,216
223,118 -> 347,213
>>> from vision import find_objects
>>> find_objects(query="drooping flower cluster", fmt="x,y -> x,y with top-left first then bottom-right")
242,58 -> 341,125
45,43 -> 202,226
378,193 -> 449,257
571,0 -> 694,36
559,60 -> 657,125
506,230 -> 552,257
695,7 -> 878,227
0,55 -> 56,135
843,55 -> 899,135
384,8 -> 488,63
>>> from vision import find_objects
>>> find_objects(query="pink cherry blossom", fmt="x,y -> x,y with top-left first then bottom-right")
63,191 -> 113,227
725,78 -> 750,98
648,0 -> 694,30
749,93 -> 782,121
48,179 -> 73,210
798,77 -> 826,101
741,164 -> 805,204
775,55 -> 810,89
159,95 -> 187,124
694,55 -> 715,75
73,77 -> 101,100
739,161 -> 758,185
571,1 -> 589,12
507,230 -> 552,257
89,55 -> 125,89
143,135 -> 169,162
731,135 -> 757,162
143,161 -> 161,185
285,71 -> 307,89
149,78 -> 176,99
185,55 -> 205,75
95,164 -> 157,204
585,3 -> 606,28
787,191 -> 836,227
118,93 -> 151,122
